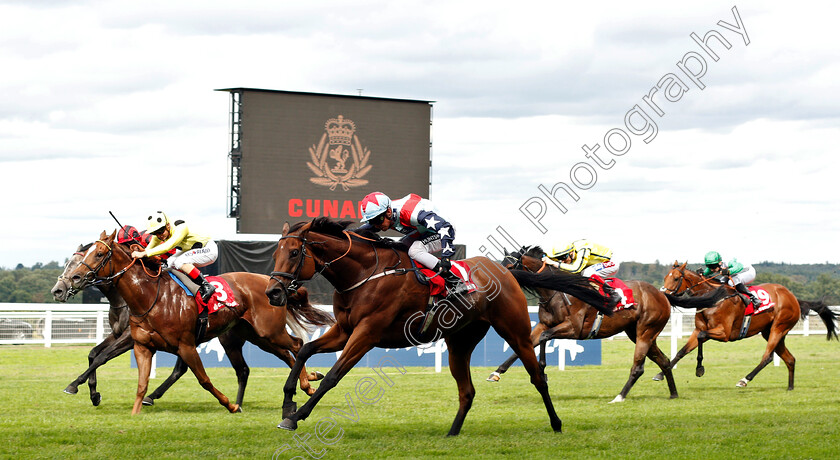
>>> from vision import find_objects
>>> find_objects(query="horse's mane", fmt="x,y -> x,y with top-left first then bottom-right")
520,245 -> 546,259
297,217 -> 409,251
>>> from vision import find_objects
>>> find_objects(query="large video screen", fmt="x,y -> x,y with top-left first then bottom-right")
227,88 -> 432,234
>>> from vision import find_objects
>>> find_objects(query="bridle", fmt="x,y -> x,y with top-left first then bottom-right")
270,229 -> 413,295
504,250 -> 566,308
662,265 -> 718,296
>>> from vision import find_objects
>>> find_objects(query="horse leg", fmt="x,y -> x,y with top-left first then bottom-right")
772,336 -> 795,390
132,344 -> 155,415
177,344 -> 240,413
219,331 -> 250,407
279,325 -> 349,425
488,322 -> 547,382
278,328 -> 373,431
445,321 -> 491,436
143,356 -> 189,406
646,340 -> 679,399
64,329 -> 133,407
64,333 -> 114,396
737,327 -> 793,389
492,315 -> 563,433
653,329 -> 702,381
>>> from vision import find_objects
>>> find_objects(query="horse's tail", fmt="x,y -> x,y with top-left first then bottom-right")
508,269 -> 616,315
286,286 -> 335,333
663,287 -> 730,310
797,298 -> 839,341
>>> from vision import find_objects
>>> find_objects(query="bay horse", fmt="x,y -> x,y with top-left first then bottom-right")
51,243 -> 325,408
265,218 -> 616,436
63,230 -> 332,414
487,246 -> 678,402
657,261 -> 838,389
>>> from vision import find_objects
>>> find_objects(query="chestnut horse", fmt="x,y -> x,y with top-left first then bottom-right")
51,243 -> 324,408
265,218 -> 615,436
657,261 -> 838,389
64,230 -> 332,414
487,246 -> 678,402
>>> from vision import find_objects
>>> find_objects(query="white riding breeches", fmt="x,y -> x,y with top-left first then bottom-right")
582,259 -> 620,278
729,265 -> 756,286
407,235 -> 443,270
167,240 -> 219,270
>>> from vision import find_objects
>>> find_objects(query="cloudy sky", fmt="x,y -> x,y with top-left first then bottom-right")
1,0 -> 838,269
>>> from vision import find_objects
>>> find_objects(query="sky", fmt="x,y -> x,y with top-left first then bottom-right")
1,0 -> 838,269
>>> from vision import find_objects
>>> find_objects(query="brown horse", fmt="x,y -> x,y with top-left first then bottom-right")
51,242 -> 324,408
487,246 -> 678,402
657,261 -> 838,389
64,230 -> 333,414
264,218 -> 615,436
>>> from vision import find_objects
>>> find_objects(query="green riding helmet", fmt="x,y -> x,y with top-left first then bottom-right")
704,250 -> 722,266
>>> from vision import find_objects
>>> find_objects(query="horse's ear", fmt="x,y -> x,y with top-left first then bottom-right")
282,222 -> 290,236
680,261 -> 687,269
673,260 -> 679,267
107,229 -> 117,241
100,230 -> 108,240
76,244 -> 84,252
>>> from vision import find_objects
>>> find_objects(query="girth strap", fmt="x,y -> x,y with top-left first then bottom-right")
587,312 -> 604,339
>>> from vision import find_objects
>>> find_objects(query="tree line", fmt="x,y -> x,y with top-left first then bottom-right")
2,260 -> 839,305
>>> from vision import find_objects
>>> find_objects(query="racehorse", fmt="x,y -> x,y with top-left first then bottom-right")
51,243 -> 325,407
265,218 -> 616,436
657,261 -> 838,389
63,230 -> 333,414
487,246 -> 678,403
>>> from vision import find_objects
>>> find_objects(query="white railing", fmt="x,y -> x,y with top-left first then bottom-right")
0,303 -> 111,347
2,303 -> 837,364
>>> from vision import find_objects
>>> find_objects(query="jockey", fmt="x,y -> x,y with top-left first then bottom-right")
357,191 -> 461,288
130,211 -> 217,303
702,251 -> 761,308
545,239 -> 620,280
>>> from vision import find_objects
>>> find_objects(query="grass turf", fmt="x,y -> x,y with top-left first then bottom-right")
0,335 -> 838,459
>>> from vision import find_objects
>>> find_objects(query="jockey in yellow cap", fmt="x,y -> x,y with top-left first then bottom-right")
546,239 -> 619,279
131,211 -> 217,303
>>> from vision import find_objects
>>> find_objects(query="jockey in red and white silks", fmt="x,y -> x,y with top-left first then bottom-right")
358,192 -> 456,275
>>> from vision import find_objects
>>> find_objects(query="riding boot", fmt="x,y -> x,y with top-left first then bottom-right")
196,308 -> 209,342
735,282 -> 760,309
196,275 -> 216,303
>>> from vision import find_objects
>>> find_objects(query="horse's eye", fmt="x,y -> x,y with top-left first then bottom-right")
290,249 -> 300,258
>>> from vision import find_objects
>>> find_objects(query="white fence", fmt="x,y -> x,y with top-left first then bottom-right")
2,303 -> 837,365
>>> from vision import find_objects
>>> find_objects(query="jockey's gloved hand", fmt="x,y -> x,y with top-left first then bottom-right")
436,257 -> 452,273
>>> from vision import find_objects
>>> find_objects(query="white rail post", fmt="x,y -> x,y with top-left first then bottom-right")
671,311 -> 682,368
803,314 -> 810,337
44,309 -> 53,348
95,309 -> 105,343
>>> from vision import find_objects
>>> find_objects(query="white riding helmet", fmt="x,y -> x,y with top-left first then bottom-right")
359,192 -> 391,223
146,211 -> 169,234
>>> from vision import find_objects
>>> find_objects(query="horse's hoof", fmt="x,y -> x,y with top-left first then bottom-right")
651,373 -> 663,381
282,402 -> 298,419
305,387 -> 317,396
313,371 -> 325,380
609,395 -> 625,404
277,418 -> 298,431
142,397 -> 155,406
230,404 -> 242,413
696,367 -> 705,378
63,385 -> 78,395
90,392 -> 101,407
486,372 -> 500,382
736,378 -> 748,388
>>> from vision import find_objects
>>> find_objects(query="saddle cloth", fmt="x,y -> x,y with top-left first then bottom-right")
744,286 -> 774,315
419,260 -> 477,297
603,277 -> 635,311
168,272 -> 238,314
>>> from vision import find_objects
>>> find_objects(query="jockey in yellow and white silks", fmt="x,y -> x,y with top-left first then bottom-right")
545,239 -> 620,279
130,211 -> 218,303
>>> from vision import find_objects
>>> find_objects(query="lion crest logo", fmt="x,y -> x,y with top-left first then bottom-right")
307,115 -> 371,191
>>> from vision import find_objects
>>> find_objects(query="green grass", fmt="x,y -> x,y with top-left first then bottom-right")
1,336 -> 838,459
